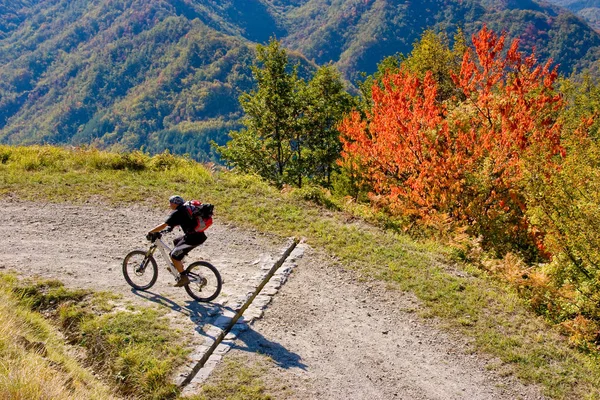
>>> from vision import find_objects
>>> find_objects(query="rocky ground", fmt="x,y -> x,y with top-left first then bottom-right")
0,199 -> 546,399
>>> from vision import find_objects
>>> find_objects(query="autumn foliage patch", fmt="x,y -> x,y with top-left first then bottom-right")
340,26 -> 564,260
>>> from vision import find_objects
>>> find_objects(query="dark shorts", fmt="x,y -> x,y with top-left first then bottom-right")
170,232 -> 207,261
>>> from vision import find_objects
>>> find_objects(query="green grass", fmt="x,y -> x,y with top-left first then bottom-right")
0,273 -> 118,400
6,272 -> 190,400
2,144 -> 600,399
184,355 -> 279,400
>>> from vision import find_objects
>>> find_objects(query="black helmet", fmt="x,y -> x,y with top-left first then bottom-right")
169,195 -> 185,206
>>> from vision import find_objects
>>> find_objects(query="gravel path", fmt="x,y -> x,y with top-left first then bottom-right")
0,199 -> 546,399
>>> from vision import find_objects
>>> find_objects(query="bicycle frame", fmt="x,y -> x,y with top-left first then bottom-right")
146,237 -> 180,281
123,231 -> 222,300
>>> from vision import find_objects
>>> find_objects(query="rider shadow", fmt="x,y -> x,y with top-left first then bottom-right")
183,301 -> 307,371
129,290 -> 306,371
228,326 -> 307,370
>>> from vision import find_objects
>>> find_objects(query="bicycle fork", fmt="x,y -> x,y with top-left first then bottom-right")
137,245 -> 157,273
145,245 -> 157,258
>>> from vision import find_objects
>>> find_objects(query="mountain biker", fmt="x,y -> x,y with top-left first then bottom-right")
146,195 -> 208,287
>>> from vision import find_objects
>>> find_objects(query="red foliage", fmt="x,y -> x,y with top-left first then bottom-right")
340,26 -> 564,256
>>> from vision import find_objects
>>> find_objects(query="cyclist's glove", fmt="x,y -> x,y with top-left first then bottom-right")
146,232 -> 158,241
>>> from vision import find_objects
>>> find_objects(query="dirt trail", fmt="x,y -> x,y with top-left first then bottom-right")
0,199 -> 545,399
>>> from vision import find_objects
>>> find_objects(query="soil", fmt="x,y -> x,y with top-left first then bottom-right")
0,199 -> 546,399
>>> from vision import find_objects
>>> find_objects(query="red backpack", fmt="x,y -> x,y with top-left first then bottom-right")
184,200 -> 214,233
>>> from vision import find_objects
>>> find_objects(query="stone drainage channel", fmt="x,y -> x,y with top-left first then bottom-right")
176,238 -> 304,395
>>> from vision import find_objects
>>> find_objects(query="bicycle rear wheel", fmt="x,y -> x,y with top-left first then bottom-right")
184,261 -> 222,302
123,250 -> 158,290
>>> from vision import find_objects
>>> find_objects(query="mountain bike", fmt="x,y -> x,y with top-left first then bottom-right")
122,228 -> 222,302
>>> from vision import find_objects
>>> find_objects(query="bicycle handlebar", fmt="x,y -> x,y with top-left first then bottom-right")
146,227 -> 173,242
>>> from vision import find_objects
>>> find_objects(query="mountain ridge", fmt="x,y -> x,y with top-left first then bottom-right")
2,0 -> 600,160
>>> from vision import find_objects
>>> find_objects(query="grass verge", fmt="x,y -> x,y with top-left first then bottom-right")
0,273 -> 117,399
1,271 -> 189,400
2,145 -> 600,399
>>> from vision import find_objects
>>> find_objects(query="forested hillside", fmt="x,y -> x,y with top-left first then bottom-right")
281,0 -> 600,80
2,0 -> 600,160
0,0 -> 289,160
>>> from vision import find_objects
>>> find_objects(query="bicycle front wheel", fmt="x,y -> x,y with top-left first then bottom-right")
184,261 -> 222,302
122,250 -> 158,290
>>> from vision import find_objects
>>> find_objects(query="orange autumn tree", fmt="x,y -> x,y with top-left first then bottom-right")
340,26 -> 564,259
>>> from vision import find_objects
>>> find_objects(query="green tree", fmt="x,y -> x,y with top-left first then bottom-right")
217,38 -> 303,187
303,65 -> 355,187
559,74 -> 600,141
521,75 -> 600,324
402,29 -> 466,102
218,40 -> 354,188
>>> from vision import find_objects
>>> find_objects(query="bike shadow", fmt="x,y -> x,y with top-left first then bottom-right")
129,289 -> 216,320
129,289 -> 306,370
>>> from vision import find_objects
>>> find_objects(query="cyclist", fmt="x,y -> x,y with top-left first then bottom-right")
146,195 -> 208,287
